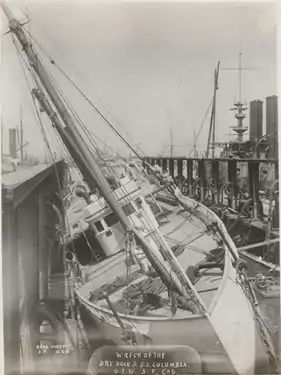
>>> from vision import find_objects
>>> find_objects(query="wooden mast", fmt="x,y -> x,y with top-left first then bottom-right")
2,3 -> 206,311
206,61 -> 220,158
1,3 -> 131,229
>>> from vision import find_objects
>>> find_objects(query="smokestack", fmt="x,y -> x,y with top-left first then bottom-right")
249,100 -> 263,142
266,95 -> 278,158
9,128 -> 17,158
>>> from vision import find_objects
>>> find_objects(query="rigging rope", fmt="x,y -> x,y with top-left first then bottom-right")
11,34 -> 81,258
31,50 -> 103,159
11,34 -> 59,165
11,24 -> 280,365
25,38 -> 140,196
13,39 -> 71,165
12,35 -> 101,169
12,30 -> 120,232
22,25 -> 144,159
21,25 -> 141,168
13,18 -> 217,312
192,97 -> 213,152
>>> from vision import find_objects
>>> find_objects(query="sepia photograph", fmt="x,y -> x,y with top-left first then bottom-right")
1,0 -> 279,374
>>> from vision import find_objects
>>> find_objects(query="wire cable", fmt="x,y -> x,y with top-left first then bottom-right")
22,25 -> 145,159
11,34 -> 80,258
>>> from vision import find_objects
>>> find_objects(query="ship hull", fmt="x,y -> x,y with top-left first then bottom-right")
76,258 -> 268,375
75,192 -> 271,375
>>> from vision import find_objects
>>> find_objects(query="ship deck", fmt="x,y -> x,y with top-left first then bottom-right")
78,200 -> 223,317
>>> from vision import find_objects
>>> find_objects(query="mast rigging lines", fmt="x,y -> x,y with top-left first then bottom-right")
22,24 -> 144,160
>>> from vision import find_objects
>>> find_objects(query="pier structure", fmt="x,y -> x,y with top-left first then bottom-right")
2,161 -> 69,375
142,156 -> 279,260
142,157 -> 278,208
1,156 -> 279,374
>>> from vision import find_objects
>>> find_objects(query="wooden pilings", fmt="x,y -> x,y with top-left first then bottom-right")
228,159 -> 238,209
169,159 -> 174,178
142,156 -> 278,222
187,160 -> 193,196
198,160 -> 206,203
248,161 -> 261,218
211,160 -> 219,205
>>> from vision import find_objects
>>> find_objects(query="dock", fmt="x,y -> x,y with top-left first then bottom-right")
1,157 -> 279,375
2,161 -> 89,375
142,157 -> 279,258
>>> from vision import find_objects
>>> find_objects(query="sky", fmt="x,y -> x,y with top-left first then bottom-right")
0,0 -> 277,160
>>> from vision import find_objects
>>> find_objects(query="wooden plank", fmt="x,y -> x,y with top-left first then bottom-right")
2,164 -> 50,187
2,161 -> 65,209
238,238 -> 279,252
143,156 -> 278,163
239,250 -> 280,272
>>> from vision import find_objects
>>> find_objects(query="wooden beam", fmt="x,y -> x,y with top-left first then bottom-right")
2,161 -> 65,209
238,238 -> 279,252
239,250 -> 280,272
